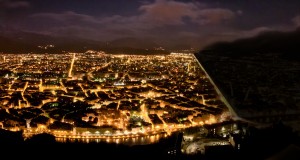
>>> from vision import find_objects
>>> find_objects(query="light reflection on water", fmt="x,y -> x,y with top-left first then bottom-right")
56,133 -> 167,146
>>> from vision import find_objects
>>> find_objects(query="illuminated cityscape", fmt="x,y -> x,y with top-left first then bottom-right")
0,52 -> 231,143
1,0 -> 300,159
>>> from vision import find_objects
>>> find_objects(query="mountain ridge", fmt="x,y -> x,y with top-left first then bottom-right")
0,31 -> 169,54
199,27 -> 300,60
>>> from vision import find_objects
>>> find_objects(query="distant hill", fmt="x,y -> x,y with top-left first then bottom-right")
200,27 -> 300,60
0,31 -> 170,54
105,37 -> 169,55
108,37 -> 159,49
0,31 -> 106,53
0,36 -> 36,53
103,47 -> 170,55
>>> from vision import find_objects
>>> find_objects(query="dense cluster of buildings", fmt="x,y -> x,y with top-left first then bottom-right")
0,52 -> 230,140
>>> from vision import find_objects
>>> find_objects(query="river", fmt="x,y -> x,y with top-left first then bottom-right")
55,132 -> 169,146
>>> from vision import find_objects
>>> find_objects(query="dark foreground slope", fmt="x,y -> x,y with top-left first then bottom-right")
195,28 -> 300,125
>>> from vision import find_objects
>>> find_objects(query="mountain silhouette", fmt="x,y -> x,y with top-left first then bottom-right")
0,31 -> 168,54
200,27 -> 300,60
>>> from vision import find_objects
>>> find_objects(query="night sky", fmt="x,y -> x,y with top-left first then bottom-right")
1,0 -> 300,49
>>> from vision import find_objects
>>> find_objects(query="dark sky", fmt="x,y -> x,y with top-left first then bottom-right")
1,0 -> 300,49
